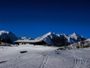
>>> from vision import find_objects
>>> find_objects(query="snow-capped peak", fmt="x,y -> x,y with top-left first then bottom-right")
35,32 -> 54,40
70,32 -> 77,36
0,30 -> 9,35
0,30 -> 17,43
70,32 -> 80,40
46,32 -> 52,35
42,32 -> 54,38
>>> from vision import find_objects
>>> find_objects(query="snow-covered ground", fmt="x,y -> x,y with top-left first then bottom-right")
0,45 -> 90,68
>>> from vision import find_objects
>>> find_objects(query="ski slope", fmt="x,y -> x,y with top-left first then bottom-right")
0,45 -> 90,68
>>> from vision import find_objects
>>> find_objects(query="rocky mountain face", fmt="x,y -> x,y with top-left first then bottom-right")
42,32 -> 68,46
0,30 -> 18,44
68,32 -> 86,43
0,30 -> 88,46
35,32 -> 86,46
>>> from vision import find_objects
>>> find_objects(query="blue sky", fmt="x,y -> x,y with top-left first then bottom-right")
0,0 -> 90,38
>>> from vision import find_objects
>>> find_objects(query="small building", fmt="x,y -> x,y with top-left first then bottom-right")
15,39 -> 48,45
0,41 -> 10,46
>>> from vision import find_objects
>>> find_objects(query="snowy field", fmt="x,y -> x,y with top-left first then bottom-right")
0,45 -> 90,68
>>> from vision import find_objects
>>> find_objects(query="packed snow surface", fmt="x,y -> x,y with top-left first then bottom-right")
0,45 -> 90,68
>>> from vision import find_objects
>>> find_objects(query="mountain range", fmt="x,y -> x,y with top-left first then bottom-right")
35,32 -> 86,46
0,30 -> 88,46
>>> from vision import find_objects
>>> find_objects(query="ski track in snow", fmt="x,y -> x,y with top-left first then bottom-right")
0,45 -> 90,68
